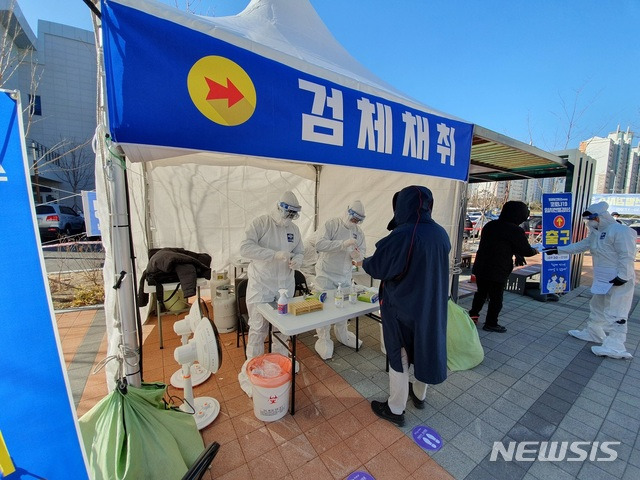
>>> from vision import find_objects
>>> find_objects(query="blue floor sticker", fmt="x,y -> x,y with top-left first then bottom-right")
347,471 -> 375,480
412,425 -> 443,451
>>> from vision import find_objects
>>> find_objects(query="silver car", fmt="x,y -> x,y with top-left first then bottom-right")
36,204 -> 85,240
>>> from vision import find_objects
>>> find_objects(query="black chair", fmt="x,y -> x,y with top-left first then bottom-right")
235,278 -> 249,357
294,270 -> 311,297
181,442 -> 220,480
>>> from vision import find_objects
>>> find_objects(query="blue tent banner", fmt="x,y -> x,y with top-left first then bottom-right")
0,90 -> 88,479
541,193 -> 572,295
591,194 -> 640,216
101,0 -> 473,181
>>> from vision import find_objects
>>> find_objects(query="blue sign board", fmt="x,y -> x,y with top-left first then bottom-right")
101,0 -> 473,181
541,193 -> 572,294
591,194 -> 640,215
0,90 -> 88,479
81,190 -> 101,237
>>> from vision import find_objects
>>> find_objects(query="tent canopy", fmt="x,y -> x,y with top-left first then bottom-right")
101,0 -> 473,182
469,125 -> 567,183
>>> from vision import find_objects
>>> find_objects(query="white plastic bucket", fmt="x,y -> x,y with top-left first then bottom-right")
247,353 -> 292,421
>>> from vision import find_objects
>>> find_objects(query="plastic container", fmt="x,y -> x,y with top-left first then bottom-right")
163,289 -> 189,312
308,290 -> 327,303
277,289 -> 288,315
335,283 -> 344,308
247,353 -> 292,421
349,280 -> 357,304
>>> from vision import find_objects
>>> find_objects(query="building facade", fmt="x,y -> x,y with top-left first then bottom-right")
580,127 -> 636,194
0,0 -> 96,210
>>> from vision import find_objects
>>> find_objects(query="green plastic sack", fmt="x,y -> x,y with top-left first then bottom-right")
447,300 -> 484,371
79,382 -> 204,480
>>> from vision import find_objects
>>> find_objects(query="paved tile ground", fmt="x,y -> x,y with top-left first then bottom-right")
299,259 -> 640,480
62,254 -> 640,479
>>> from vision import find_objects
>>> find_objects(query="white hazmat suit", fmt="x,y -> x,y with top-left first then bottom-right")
314,201 -> 366,359
237,191 -> 305,396
556,201 -> 636,359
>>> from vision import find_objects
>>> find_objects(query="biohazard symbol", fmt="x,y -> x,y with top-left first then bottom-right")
553,216 -> 565,229
187,56 -> 256,126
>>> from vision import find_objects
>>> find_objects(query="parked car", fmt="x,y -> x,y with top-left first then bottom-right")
629,224 -> 640,252
463,215 -> 473,238
526,215 -> 542,236
36,204 -> 85,240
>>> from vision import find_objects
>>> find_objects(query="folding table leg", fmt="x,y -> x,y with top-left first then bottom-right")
157,295 -> 164,349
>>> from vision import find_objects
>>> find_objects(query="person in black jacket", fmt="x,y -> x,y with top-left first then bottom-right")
469,201 -> 539,332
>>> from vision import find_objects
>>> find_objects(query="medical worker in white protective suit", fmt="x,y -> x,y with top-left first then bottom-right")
237,191 -> 305,396
300,230 -> 318,287
544,201 -> 636,359
314,201 -> 367,359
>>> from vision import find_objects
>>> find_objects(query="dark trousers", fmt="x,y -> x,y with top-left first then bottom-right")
469,277 -> 505,326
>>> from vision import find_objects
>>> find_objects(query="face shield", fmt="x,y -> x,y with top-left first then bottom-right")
582,212 -> 599,229
278,201 -> 301,221
347,207 -> 365,224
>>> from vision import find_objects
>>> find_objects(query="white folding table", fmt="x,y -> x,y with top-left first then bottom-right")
257,292 -> 380,414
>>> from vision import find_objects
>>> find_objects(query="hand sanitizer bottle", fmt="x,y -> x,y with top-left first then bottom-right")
349,279 -> 357,304
335,282 -> 344,308
277,289 -> 288,314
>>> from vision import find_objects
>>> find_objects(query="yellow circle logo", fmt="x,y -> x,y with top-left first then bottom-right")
187,56 -> 256,126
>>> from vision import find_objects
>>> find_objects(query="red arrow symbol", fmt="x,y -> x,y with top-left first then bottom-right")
205,77 -> 244,107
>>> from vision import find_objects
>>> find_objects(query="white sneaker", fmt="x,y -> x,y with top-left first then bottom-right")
591,345 -> 633,359
568,329 -> 602,343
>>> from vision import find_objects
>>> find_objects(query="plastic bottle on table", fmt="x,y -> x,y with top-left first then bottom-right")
349,279 -> 357,304
335,282 -> 344,308
277,289 -> 288,314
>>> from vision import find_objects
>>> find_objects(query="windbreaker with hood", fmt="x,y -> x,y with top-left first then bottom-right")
472,201 -> 538,283
363,186 -> 450,385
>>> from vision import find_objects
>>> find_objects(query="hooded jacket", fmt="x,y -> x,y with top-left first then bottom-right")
363,186 -> 450,384
472,201 -> 538,283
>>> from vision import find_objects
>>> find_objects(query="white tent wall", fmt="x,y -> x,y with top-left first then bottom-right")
96,0 -> 471,391
316,166 -> 462,254
128,158 -> 463,301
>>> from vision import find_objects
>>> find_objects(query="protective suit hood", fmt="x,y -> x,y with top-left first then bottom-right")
583,201 -> 616,229
391,186 -> 433,226
499,201 -> 530,225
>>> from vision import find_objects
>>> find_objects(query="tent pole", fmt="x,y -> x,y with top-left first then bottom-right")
450,181 -> 466,302
110,155 -> 142,388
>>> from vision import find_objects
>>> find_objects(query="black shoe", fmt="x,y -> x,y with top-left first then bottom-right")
408,382 -> 425,409
483,323 -> 507,333
371,400 -> 405,427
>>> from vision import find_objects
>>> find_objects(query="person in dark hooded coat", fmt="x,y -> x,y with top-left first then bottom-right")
469,201 -> 539,333
362,186 -> 450,427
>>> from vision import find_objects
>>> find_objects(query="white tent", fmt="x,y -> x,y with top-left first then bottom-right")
96,0 -> 474,389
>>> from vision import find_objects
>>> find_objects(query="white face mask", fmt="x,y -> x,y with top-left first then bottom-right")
587,220 -> 599,230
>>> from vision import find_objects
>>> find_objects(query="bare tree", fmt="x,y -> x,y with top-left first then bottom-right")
50,140 -> 94,208
0,0 -> 42,136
